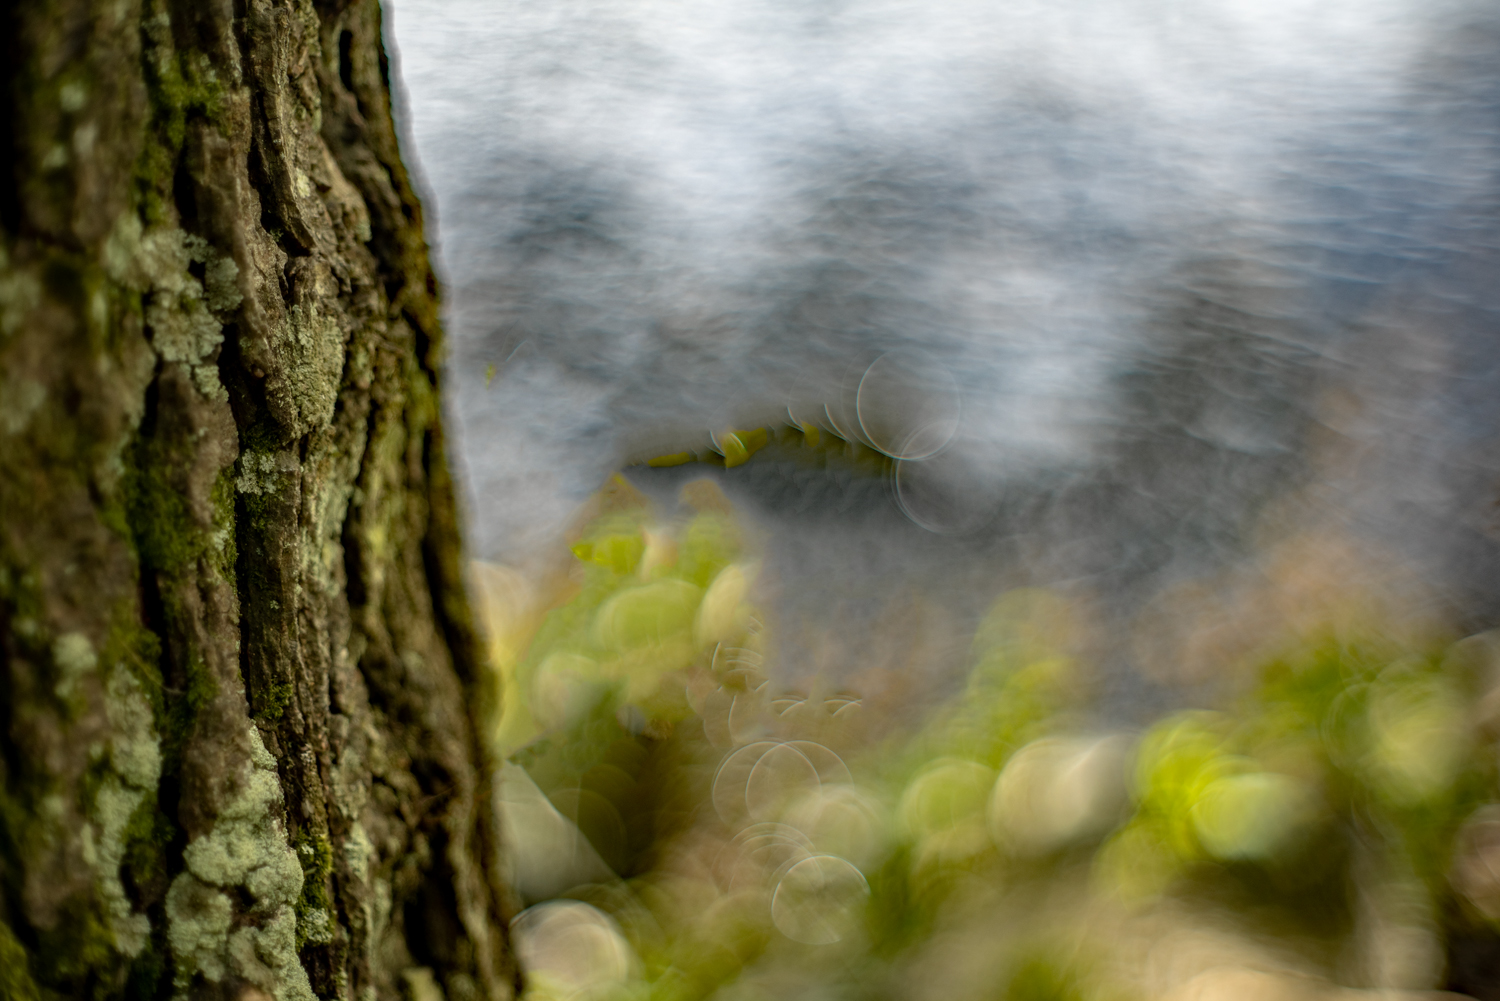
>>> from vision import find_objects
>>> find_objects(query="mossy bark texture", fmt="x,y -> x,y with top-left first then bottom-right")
0,2 -> 516,1000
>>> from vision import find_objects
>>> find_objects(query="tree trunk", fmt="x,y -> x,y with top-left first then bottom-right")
0,2 -> 517,1000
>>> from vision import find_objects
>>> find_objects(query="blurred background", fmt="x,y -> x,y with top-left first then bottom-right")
382,1 -> 1500,997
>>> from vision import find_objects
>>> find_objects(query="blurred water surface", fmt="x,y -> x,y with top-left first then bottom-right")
390,0 -> 1500,671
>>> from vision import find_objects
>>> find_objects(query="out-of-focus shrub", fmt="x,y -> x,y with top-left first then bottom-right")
480,481 -> 1500,1001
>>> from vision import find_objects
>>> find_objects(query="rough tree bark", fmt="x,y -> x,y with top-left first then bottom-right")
0,2 -> 517,999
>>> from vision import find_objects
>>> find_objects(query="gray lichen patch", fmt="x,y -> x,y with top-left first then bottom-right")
236,449 -> 298,497
101,212 -> 146,288
342,821 -> 373,884
166,877 -> 234,981
105,666 -> 162,792
146,293 -> 223,397
52,647 -> 166,960
338,820 -> 391,994
298,907 -> 333,945
167,725 -> 315,1001
266,302 -> 345,438
104,665 -> 162,790
86,778 -> 153,957
184,235 -> 244,314
0,378 -> 47,436
101,216 -> 189,297
52,631 -> 97,702
0,261 -> 42,340
227,909 -> 309,997
104,217 -> 240,402
87,664 -> 163,957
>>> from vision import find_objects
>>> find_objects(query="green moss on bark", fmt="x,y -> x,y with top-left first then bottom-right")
135,11 -> 229,225
293,829 -> 335,950
27,895 -> 116,990
121,940 -> 168,1001
123,440 -> 199,574
256,681 -> 294,724
0,920 -> 45,1001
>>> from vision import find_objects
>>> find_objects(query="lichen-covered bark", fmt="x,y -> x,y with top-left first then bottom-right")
0,2 -> 516,1000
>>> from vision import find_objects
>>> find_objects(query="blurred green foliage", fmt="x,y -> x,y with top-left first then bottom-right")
483,481 -> 1500,1001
